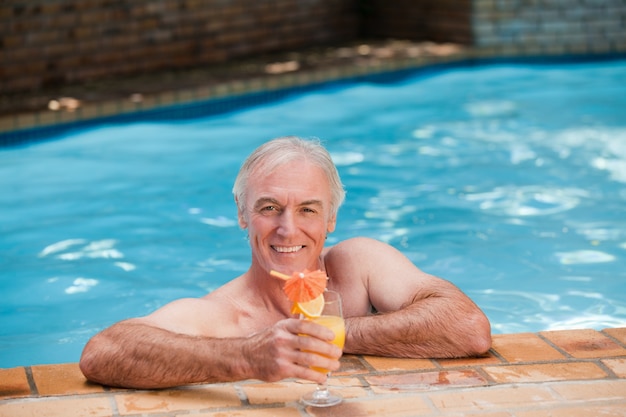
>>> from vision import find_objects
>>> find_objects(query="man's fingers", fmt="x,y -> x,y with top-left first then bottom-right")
297,367 -> 328,384
292,349 -> 340,372
295,334 -> 342,359
254,319 -> 342,384
286,318 -> 336,341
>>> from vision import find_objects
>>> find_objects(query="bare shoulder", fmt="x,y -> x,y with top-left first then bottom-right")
135,287 -> 240,338
325,236 -> 386,260
325,237 -> 420,273
323,237 -> 422,314
325,237 -> 443,313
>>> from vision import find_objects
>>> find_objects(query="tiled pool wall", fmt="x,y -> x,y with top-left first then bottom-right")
472,0 -> 626,53
1,0 -> 626,143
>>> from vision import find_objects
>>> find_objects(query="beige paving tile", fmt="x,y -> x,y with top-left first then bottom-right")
0,116 -> 16,132
78,104 -> 100,119
436,351 -> 502,368
37,110 -> 62,126
240,380 -> 319,405
31,363 -> 104,396
482,362 -> 607,384
491,333 -> 565,362
602,358 -> 626,377
193,406 -> 302,417
15,113 -> 38,129
0,397 -> 112,417
115,385 -> 240,415
427,385 -> 557,412
604,327 -> 626,345
177,89 -> 196,102
157,91 -> 178,107
548,379 -> 626,401
241,378 -> 365,405
98,101 -> 120,117
3,327 -> 626,417
362,355 -> 436,372
57,110 -> 79,124
366,370 -> 488,394
515,404 -> 626,417
139,94 -> 159,109
0,367 -> 31,399
306,396 -> 432,417
540,329 -> 626,358
334,355 -> 370,375
438,412 -> 513,417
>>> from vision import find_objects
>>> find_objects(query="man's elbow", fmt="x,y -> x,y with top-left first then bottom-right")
466,313 -> 492,356
79,339 -> 111,386
79,344 -> 99,382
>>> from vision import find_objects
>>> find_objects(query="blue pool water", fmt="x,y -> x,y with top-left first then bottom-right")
2,59 -> 626,368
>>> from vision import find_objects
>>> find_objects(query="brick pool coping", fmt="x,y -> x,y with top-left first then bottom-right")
2,41 -> 625,141
1,327 -> 625,416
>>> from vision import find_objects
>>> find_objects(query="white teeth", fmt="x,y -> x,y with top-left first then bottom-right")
273,246 -> 303,253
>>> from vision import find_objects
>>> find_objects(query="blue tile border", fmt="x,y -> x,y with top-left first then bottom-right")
2,52 -> 625,150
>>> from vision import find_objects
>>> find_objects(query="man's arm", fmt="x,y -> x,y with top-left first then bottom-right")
344,282 -> 492,358
79,300 -> 341,389
329,238 -> 491,358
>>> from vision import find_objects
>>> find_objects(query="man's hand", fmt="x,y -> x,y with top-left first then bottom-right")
241,318 -> 342,384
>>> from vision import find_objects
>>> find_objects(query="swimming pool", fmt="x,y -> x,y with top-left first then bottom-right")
2,58 -> 626,368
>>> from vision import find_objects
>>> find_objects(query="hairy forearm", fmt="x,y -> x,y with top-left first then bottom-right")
344,294 -> 491,359
79,321 -> 248,389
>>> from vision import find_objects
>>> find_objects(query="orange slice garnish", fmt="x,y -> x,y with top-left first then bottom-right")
291,293 -> 325,318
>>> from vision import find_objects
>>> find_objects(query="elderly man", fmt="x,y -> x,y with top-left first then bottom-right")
80,136 -> 491,389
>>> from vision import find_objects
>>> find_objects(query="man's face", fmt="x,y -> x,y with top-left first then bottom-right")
238,158 -> 337,275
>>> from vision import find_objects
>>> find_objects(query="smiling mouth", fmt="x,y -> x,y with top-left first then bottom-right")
272,245 -> 304,253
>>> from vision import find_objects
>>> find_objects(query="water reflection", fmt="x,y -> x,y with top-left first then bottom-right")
65,278 -> 98,294
464,100 -> 518,118
39,238 -> 123,261
555,250 -> 615,264
476,288 -> 626,334
555,127 -> 626,183
38,238 -> 136,294
462,186 -> 587,216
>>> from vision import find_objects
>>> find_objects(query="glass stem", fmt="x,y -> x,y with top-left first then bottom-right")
314,375 -> 330,399
314,385 -> 328,399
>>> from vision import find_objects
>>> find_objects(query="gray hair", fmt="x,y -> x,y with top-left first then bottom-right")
233,136 -> 345,215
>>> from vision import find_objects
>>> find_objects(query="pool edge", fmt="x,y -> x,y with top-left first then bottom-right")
2,45 -> 625,149
1,327 -> 625,415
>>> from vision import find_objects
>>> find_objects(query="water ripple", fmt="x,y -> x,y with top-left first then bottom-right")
555,250 -> 615,265
463,185 -> 588,216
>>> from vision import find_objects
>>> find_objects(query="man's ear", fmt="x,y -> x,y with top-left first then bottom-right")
236,197 -> 248,229
327,214 -> 337,234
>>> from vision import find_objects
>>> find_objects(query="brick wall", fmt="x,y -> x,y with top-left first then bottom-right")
1,0 -> 625,97
0,0 -> 358,95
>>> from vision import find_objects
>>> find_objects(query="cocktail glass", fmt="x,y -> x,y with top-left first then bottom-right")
300,290 -> 345,407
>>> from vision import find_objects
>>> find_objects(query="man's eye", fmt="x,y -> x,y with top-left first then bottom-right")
261,206 -> 277,212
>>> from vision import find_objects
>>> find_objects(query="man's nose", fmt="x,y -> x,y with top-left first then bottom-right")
276,211 -> 297,236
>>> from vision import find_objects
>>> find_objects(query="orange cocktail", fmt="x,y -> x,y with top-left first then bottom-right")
307,314 -> 345,373
270,269 -> 344,407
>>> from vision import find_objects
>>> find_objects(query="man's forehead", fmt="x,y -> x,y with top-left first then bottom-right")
248,162 -> 331,192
